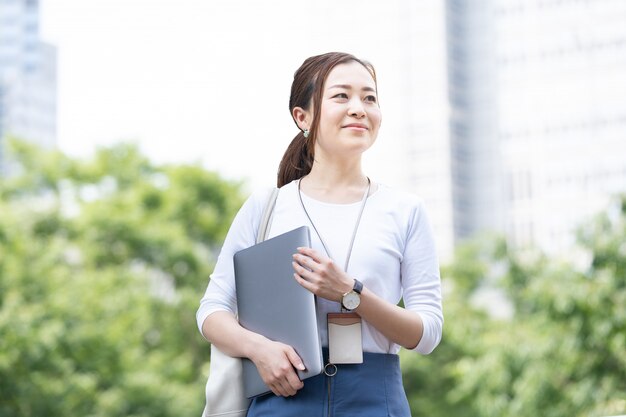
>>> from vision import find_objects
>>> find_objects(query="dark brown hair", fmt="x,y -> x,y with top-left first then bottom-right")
277,52 -> 377,187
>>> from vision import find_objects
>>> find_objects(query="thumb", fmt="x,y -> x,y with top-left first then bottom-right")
285,347 -> 306,371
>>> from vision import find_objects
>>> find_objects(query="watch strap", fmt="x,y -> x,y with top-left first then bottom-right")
353,279 -> 363,294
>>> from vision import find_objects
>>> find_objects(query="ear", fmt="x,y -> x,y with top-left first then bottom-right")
292,107 -> 312,132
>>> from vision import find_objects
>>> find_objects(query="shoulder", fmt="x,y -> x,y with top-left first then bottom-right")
372,184 -> 437,251
372,183 -> 425,213
234,186 -> 279,224
245,186 -> 278,208
242,180 -> 299,214
370,183 -> 433,235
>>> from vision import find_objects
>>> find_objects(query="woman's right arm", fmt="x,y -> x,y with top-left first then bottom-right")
202,311 -> 305,397
197,189 -> 305,397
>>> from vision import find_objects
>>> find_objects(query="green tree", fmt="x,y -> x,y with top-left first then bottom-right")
402,196 -> 626,417
402,237 -> 504,417
0,139 -> 244,416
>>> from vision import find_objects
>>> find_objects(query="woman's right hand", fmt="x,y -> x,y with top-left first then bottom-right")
249,339 -> 306,397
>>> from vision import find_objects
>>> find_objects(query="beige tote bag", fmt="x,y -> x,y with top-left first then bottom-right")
202,188 -> 279,417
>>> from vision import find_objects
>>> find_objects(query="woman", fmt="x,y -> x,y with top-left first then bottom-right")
197,52 -> 443,416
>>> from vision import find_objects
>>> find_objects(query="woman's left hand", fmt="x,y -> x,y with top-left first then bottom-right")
292,247 -> 354,302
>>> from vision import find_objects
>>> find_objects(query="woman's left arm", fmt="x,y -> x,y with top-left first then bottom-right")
292,200 -> 443,354
293,249 -> 425,350
354,284 -> 426,350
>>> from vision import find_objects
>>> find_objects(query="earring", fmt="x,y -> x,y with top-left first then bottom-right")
303,129 -> 310,138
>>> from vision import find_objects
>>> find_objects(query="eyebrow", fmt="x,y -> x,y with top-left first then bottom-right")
328,84 -> 377,93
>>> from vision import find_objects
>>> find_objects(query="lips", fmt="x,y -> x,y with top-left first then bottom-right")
342,123 -> 368,130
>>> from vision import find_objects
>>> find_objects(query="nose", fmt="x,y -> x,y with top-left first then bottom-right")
348,98 -> 365,118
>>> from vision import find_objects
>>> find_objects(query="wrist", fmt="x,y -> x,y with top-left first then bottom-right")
338,278 -> 355,301
243,331 -> 270,362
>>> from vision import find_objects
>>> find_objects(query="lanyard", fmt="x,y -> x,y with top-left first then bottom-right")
297,177 -> 371,273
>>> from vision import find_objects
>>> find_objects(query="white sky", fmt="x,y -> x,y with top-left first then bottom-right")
39,0 -> 418,190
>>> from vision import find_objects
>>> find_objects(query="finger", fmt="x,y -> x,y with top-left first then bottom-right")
284,348 -> 305,393
278,378 -> 298,397
296,246 -> 325,263
286,372 -> 304,394
293,253 -> 320,272
269,383 -> 283,397
268,374 -> 291,397
286,347 -> 306,372
272,380 -> 287,397
294,271 -> 316,293
273,365 -> 299,396
292,260 -> 315,278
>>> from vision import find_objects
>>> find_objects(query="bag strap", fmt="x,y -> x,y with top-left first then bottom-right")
256,188 -> 279,244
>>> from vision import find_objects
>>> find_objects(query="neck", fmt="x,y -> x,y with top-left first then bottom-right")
300,161 -> 370,204
306,163 -> 367,189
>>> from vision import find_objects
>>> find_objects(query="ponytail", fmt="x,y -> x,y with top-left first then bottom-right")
277,131 -> 314,187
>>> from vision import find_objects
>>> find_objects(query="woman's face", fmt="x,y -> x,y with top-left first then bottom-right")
314,61 -> 382,160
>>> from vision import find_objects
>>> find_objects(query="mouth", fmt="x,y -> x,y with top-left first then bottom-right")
342,123 -> 369,130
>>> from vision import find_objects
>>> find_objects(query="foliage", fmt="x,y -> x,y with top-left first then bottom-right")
402,196 -> 626,417
0,139 -> 244,417
3,139 -> 626,416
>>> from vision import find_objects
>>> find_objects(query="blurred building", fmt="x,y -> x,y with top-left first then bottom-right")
0,0 -> 56,172
394,1 -> 455,261
432,0 -> 626,256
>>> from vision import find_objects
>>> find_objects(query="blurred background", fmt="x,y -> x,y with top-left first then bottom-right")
1,0 -> 625,416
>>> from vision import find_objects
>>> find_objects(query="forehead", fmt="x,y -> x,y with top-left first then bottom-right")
324,61 -> 376,90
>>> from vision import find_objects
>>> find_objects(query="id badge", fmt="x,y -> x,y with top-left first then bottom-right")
327,313 -> 363,364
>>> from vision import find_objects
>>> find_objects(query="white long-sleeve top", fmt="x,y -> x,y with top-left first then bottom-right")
196,180 -> 443,355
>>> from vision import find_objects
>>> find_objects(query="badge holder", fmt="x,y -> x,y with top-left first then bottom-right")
327,312 -> 363,369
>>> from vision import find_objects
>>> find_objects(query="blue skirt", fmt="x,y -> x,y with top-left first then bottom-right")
246,350 -> 411,417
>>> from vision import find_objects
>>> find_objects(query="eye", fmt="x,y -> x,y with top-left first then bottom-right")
365,95 -> 377,103
332,93 -> 349,99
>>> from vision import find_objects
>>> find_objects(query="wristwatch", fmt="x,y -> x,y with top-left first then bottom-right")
341,279 -> 363,311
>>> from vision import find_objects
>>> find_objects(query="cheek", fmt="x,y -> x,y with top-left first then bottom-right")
371,110 -> 382,130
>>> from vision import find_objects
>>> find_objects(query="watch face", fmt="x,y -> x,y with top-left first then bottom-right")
343,292 -> 361,310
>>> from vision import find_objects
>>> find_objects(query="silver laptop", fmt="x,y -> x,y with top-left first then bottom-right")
233,226 -> 323,398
